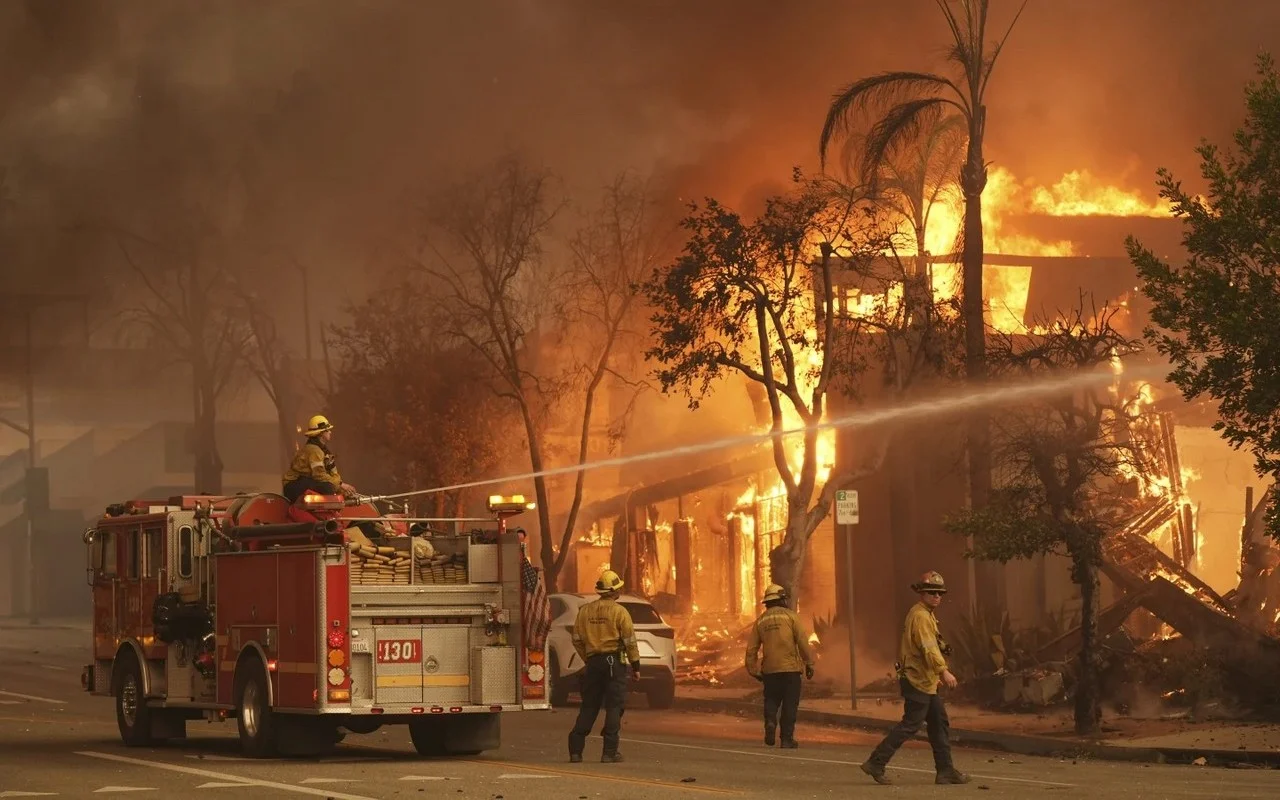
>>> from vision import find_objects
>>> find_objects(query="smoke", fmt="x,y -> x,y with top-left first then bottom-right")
2,0 -> 1277,332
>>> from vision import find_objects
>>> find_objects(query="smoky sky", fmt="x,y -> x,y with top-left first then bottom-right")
2,0 -> 1278,331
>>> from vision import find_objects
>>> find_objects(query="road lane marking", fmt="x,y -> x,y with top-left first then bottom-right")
92,789 -> 155,794
462,758 -> 743,795
342,740 -> 742,794
195,784 -> 255,789
75,753 -> 378,800
623,737 -> 1077,788
398,776 -> 448,781
298,779 -> 356,784
0,691 -> 65,704
0,792 -> 59,797
495,774 -> 555,779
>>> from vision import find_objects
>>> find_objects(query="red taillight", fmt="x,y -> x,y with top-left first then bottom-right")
328,630 -> 345,648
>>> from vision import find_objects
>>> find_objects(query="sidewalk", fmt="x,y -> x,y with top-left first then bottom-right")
676,685 -> 1280,768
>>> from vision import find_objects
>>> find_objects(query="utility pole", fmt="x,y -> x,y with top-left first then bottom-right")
23,309 -> 36,625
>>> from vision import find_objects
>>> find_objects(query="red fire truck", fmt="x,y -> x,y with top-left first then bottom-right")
80,491 -> 549,757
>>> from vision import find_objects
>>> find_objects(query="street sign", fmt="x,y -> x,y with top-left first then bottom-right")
835,489 -> 859,525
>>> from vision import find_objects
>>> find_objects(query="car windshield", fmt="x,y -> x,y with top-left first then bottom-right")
622,602 -> 665,625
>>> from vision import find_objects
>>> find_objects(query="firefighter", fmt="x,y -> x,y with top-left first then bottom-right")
860,571 -> 971,786
282,415 -> 356,503
567,569 -> 640,764
744,584 -> 815,748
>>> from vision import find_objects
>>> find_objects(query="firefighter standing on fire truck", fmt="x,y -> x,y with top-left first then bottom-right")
860,571 -> 971,786
745,583 -> 815,748
282,415 -> 356,502
567,569 -> 640,764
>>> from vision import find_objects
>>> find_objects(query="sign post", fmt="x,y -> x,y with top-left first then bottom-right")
835,490 -> 859,710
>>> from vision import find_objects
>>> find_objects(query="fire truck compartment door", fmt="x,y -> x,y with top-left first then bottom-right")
372,625 -> 471,705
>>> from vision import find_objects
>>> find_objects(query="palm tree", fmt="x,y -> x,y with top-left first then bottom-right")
819,0 -> 1027,520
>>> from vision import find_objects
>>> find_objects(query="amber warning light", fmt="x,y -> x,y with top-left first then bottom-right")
487,494 -> 537,515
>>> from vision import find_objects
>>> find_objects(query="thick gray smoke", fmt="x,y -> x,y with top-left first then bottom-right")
1,0 -> 1277,316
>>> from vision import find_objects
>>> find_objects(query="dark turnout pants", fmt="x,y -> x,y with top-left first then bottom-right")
867,679 -> 954,772
282,476 -> 339,503
568,654 -> 629,756
762,672 -> 803,741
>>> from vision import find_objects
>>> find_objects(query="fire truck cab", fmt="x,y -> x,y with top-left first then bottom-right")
81,492 -> 548,758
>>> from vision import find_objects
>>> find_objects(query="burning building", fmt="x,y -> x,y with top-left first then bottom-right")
558,166 -> 1264,690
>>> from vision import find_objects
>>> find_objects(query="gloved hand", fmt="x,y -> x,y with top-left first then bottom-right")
805,665 -> 814,680
631,661 -> 641,680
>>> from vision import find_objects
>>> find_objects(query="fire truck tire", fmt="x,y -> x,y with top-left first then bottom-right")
114,655 -> 154,747
235,663 -> 278,758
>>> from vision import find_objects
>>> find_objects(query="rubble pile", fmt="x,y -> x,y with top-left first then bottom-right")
675,617 -> 754,687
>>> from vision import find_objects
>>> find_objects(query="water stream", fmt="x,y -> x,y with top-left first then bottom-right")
365,363 -> 1169,503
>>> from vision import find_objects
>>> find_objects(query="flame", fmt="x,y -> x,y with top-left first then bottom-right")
903,167 -> 1170,334
808,632 -> 820,646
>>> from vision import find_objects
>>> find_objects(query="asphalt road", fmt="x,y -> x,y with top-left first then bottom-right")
3,624 -> 1279,799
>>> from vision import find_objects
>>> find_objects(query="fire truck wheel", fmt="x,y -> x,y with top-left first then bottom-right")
235,664 -> 278,758
114,655 -> 154,747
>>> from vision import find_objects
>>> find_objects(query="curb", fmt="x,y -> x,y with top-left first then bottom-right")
674,696 -> 1280,768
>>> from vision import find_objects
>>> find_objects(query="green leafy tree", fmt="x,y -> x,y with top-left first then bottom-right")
820,0 -> 1027,535
945,305 -> 1157,736
1129,54 -> 1280,539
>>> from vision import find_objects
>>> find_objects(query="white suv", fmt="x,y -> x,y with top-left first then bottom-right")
545,593 -> 677,709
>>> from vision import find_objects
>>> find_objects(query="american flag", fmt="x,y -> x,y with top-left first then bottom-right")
520,547 -> 552,651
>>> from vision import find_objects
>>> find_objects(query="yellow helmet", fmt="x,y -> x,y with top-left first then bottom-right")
911,570 -> 947,594
303,414 -> 334,438
762,584 -> 787,603
595,569 -> 624,594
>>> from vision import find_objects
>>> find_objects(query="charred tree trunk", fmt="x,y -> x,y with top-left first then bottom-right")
770,497 -> 814,610
1071,542 -> 1103,737
961,122 -> 1001,614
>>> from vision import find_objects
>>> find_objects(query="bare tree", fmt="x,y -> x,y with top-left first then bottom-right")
234,280 -> 301,471
414,158 -> 658,591
114,228 -> 252,494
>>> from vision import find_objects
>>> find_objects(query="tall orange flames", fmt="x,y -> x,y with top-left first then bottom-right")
922,167 -> 1171,334
723,167 -> 1174,617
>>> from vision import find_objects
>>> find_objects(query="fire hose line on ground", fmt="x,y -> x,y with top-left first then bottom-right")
360,363 -> 1169,504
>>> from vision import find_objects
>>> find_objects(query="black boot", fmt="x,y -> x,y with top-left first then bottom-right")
601,752 -> 624,763
764,724 -> 776,747
936,768 -> 970,784
861,762 -> 892,785
779,739 -> 798,749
